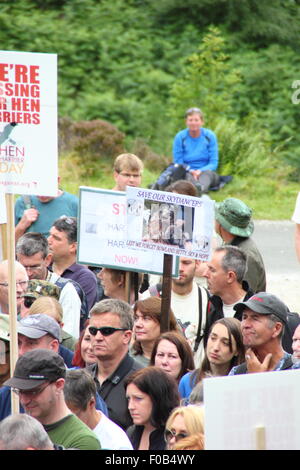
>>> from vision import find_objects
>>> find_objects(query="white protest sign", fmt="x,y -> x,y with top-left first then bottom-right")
0,191 -> 6,223
126,186 -> 214,261
78,186 -> 179,276
204,370 -> 300,450
0,50 -> 57,196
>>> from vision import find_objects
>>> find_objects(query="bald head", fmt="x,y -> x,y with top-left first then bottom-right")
0,260 -> 28,314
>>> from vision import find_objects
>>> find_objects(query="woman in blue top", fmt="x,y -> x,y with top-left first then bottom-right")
173,107 -> 219,192
179,318 -> 245,400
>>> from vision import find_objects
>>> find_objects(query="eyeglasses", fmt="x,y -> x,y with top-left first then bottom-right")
23,264 -> 43,272
118,172 -> 141,179
23,297 -> 36,309
164,429 -> 188,443
12,381 -> 51,397
0,281 -> 28,288
88,326 -> 127,337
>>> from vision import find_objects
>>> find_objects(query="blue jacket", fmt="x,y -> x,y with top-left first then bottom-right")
173,127 -> 218,171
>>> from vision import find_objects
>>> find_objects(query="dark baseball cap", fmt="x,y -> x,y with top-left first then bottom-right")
17,314 -> 61,341
234,292 -> 288,324
4,349 -> 66,390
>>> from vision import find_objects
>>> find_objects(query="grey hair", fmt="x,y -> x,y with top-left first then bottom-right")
16,232 -> 49,259
0,414 -> 53,450
215,245 -> 247,283
64,369 -> 96,411
267,313 -> 285,340
90,298 -> 134,330
185,107 -> 204,119
189,381 -> 204,405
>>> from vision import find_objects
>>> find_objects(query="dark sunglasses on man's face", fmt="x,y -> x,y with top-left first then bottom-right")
23,297 -> 36,309
88,326 -> 127,337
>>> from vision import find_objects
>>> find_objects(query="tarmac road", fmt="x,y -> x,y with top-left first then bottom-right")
252,220 -> 300,313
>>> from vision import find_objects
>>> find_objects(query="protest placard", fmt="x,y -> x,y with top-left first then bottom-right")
0,193 -> 7,260
0,50 -> 57,196
0,50 -> 57,413
204,370 -> 300,450
126,186 -> 214,261
78,186 -> 179,276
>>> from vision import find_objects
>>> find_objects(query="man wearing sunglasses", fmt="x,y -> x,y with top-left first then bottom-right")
4,349 -> 101,450
86,298 -> 142,431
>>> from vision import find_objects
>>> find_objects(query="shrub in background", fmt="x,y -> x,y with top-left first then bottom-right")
58,118 -> 125,175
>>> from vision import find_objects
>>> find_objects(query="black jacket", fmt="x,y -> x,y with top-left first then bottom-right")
126,425 -> 166,450
87,353 -> 142,430
203,280 -> 254,345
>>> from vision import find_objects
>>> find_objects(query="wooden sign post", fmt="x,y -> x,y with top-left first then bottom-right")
5,194 -> 19,414
160,254 -> 173,333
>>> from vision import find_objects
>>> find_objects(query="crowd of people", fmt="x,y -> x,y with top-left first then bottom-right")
0,107 -> 300,451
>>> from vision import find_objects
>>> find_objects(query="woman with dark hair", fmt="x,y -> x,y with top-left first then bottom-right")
166,179 -> 198,197
72,320 -> 97,368
150,331 -> 195,382
131,297 -> 179,367
125,366 -> 180,450
179,317 -> 245,399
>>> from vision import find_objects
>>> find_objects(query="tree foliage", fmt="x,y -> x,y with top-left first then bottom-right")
168,27 -> 241,131
0,0 -> 299,176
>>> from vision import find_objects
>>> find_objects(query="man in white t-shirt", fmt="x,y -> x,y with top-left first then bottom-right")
64,368 -> 133,450
291,192 -> 300,262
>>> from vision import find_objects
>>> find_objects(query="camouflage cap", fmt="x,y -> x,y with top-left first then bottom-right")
215,197 -> 254,238
22,279 -> 61,301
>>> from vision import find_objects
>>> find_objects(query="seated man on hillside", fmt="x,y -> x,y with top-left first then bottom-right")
173,107 -> 219,193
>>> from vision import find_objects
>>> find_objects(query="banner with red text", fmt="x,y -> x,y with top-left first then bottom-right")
0,50 -> 57,195
78,187 -> 179,276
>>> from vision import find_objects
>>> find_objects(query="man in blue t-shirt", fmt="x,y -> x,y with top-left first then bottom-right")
15,182 -> 78,242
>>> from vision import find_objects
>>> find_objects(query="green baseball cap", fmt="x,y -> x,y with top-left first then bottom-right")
215,197 -> 254,238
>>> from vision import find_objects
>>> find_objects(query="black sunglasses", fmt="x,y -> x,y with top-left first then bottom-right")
23,297 -> 36,309
88,326 -> 127,337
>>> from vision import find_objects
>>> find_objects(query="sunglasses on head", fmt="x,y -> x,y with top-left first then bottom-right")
88,326 -> 127,337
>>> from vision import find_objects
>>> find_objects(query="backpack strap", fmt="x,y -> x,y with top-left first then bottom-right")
194,286 -> 209,353
22,195 -> 32,209
149,283 -> 162,298
232,362 -> 248,375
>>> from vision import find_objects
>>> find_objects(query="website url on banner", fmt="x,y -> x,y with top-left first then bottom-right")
0,180 -> 30,188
